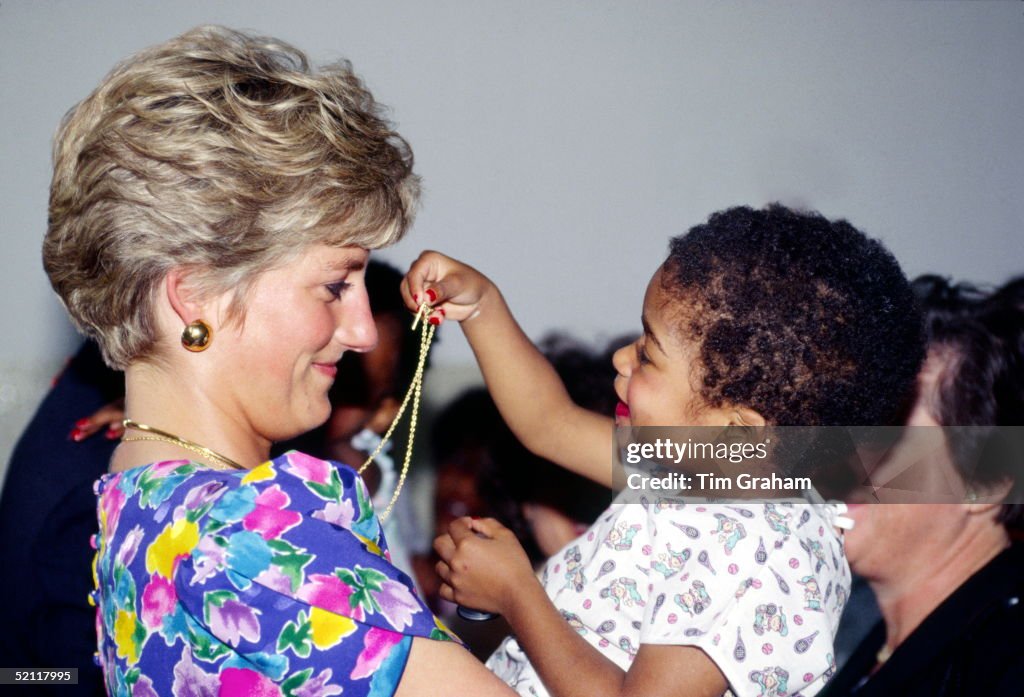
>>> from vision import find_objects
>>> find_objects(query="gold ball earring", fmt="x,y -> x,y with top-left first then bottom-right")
181,319 -> 213,352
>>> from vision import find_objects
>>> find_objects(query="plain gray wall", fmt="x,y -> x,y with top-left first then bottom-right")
1,1 -> 1022,474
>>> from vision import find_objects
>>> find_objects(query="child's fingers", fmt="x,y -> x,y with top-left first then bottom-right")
467,517 -> 506,539
435,559 -> 451,585
433,533 -> 456,562
447,516 -> 478,543
404,250 -> 446,306
438,582 -> 456,603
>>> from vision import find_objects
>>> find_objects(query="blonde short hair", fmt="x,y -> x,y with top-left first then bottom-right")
44,25 -> 419,368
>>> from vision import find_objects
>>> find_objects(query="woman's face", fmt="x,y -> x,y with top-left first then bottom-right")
844,351 -> 970,580
211,244 -> 377,443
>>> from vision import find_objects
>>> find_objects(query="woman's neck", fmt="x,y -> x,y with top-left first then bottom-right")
869,517 -> 1010,654
112,361 -> 270,472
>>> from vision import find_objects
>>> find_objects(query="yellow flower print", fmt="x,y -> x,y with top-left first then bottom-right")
309,606 -> 357,649
114,609 -> 141,664
145,519 -> 199,578
242,462 -> 275,485
353,532 -> 382,558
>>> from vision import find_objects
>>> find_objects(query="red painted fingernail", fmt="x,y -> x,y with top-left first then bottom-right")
412,293 -> 419,303
104,427 -> 121,440
439,308 -> 446,317
70,428 -> 86,442
75,418 -> 90,429
425,289 -> 437,303
429,316 -> 441,326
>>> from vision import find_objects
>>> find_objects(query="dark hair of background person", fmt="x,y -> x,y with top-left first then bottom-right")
483,334 -> 631,563
911,274 -> 1024,528
430,334 -> 631,564
664,204 -> 925,428
332,259 -> 427,406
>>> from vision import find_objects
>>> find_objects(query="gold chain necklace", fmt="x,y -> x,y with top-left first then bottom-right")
121,302 -> 436,505
358,302 -> 436,521
121,419 -> 245,471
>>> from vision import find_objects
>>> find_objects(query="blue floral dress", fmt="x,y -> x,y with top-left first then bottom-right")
93,451 -> 455,697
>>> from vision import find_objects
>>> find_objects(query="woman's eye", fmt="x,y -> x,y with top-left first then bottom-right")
325,281 -> 351,300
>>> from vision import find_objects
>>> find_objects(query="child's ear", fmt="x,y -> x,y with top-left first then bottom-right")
729,407 -> 766,428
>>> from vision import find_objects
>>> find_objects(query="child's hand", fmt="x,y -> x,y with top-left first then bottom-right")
433,517 -> 535,616
402,251 -> 496,325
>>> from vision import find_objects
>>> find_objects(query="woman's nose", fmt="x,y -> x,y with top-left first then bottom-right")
337,291 -> 378,353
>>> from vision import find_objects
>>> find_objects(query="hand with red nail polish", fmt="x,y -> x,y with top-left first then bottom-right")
70,398 -> 126,442
400,251 -> 497,325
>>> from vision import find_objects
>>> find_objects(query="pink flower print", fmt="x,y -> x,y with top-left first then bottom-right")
350,627 -> 403,680
208,598 -> 261,646
116,525 -> 144,567
297,573 -> 360,620
285,452 -> 332,485
191,535 -> 227,585
101,484 -> 126,539
312,498 -> 356,529
140,574 -> 177,629
218,667 -> 282,697
374,579 -> 421,630
149,459 -> 189,477
171,646 -> 220,697
243,485 -> 301,540
293,668 -> 343,697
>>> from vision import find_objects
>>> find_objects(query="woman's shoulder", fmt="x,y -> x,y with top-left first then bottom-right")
97,452 -> 376,535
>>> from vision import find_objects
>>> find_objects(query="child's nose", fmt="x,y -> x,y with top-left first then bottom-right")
612,343 -> 634,377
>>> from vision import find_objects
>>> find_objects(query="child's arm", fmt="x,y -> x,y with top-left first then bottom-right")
435,518 -> 729,697
404,251 -> 615,487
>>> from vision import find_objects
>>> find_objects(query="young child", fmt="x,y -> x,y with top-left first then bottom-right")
404,205 -> 924,697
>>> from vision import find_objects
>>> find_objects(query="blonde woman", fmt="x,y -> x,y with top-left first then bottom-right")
44,26 -> 514,697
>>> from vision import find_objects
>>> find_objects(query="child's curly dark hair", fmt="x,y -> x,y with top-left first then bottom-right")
663,204 -> 924,427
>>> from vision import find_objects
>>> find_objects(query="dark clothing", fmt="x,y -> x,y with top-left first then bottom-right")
0,343 -> 120,697
821,542 -> 1024,697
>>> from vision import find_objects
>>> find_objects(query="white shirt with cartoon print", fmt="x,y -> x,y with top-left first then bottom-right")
487,497 -> 849,697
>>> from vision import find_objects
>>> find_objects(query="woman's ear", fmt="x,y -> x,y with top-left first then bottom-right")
966,477 -> 1014,515
165,268 -> 208,326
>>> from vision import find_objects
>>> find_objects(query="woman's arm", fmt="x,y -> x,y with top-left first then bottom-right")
435,518 -> 728,697
395,637 -> 518,697
404,251 -> 614,486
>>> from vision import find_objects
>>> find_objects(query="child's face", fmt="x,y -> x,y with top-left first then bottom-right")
613,266 -> 724,428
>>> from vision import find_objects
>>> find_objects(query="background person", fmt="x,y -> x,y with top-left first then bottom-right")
823,274 -> 1024,691
822,275 -> 1024,697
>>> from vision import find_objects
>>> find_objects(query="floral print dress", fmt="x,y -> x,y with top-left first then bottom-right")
93,451 -> 455,697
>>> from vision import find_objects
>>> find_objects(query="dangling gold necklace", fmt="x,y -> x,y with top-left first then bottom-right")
121,419 -> 246,471
358,302 -> 436,521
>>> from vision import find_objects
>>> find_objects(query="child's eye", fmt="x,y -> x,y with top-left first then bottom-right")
325,281 -> 351,300
636,343 -> 651,365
